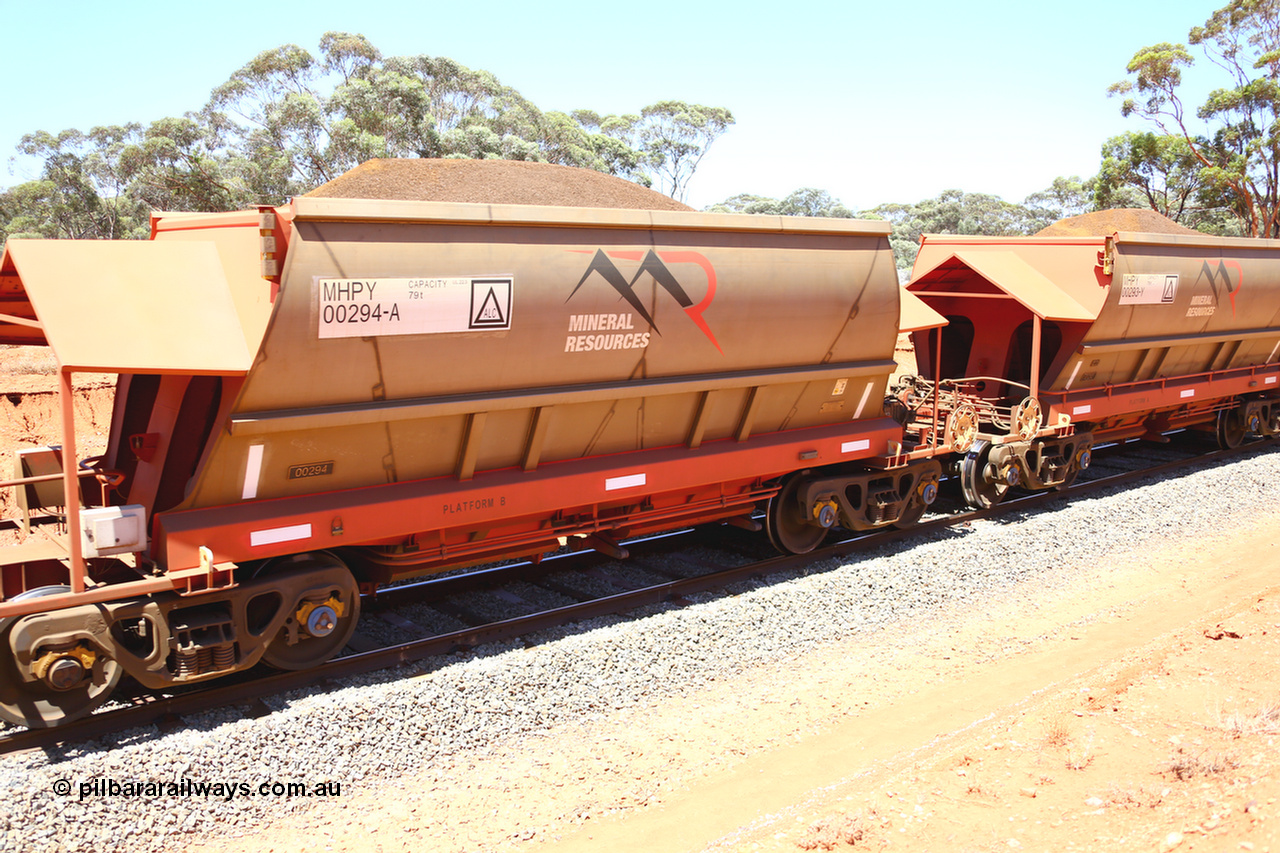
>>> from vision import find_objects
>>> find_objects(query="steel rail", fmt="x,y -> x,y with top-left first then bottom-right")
2,438 -> 1273,756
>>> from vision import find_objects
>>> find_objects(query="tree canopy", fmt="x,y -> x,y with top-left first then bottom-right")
866,185 -> 1092,269
10,12 -> 1280,248
635,101 -> 734,202
704,187 -> 854,218
1109,0 -> 1280,237
706,182 -> 1096,270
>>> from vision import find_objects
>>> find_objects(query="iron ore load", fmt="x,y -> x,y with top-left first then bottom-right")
0,159 -> 1278,730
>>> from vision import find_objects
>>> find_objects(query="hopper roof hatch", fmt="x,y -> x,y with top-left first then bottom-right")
0,238 -> 255,596
0,239 -> 252,375
898,287 -> 948,333
907,250 -> 1099,323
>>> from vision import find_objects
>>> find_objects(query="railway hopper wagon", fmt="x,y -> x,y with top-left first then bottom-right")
899,231 -> 1280,507
0,198 -> 944,727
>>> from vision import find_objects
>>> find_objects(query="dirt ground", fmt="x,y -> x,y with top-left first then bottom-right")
0,347 -> 113,539
181,497 -> 1280,853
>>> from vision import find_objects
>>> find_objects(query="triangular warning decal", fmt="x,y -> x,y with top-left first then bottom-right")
477,288 -> 503,321
469,278 -> 512,329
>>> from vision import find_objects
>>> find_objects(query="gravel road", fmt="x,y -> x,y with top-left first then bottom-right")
2,442 -> 1278,853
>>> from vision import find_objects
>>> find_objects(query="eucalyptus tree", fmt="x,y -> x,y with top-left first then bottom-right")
868,189 -> 1042,269
569,110 -> 652,184
1022,175 -> 1096,230
636,101 -> 734,202
7,127 -> 150,239
1092,132 -> 1207,221
203,34 -> 652,192
3,32 -> 735,242
1109,0 -> 1280,236
705,188 -> 854,217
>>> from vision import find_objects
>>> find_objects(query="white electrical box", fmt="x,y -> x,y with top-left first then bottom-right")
80,505 -> 147,558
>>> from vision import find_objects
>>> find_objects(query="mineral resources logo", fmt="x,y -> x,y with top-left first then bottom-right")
565,249 -> 721,353
1195,259 -> 1243,317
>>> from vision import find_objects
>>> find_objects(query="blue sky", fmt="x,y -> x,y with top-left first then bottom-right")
0,0 -> 1223,210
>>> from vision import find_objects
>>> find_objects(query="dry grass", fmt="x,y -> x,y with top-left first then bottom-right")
1063,728 -> 1097,771
1220,701 -> 1280,738
1041,718 -> 1072,749
1105,784 -> 1165,809
1036,716 -> 1095,771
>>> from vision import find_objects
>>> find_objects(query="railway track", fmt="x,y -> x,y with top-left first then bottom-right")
1,435 -> 1269,756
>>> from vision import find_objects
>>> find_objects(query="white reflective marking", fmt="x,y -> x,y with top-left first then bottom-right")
1065,360 -> 1082,390
1180,389 -> 1195,398
1072,404 -> 1092,415
841,439 -> 871,454
1267,376 -> 1277,385
852,382 -> 874,419
250,523 -> 311,547
605,473 -> 646,491
242,444 -> 264,500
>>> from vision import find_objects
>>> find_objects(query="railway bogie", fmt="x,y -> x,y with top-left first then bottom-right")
764,458 -> 941,554
0,551 -> 360,726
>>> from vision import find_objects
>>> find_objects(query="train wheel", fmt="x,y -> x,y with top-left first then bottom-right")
1216,407 -> 1247,450
959,440 -> 1010,510
260,558 -> 361,671
766,474 -> 828,555
0,586 -> 123,728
